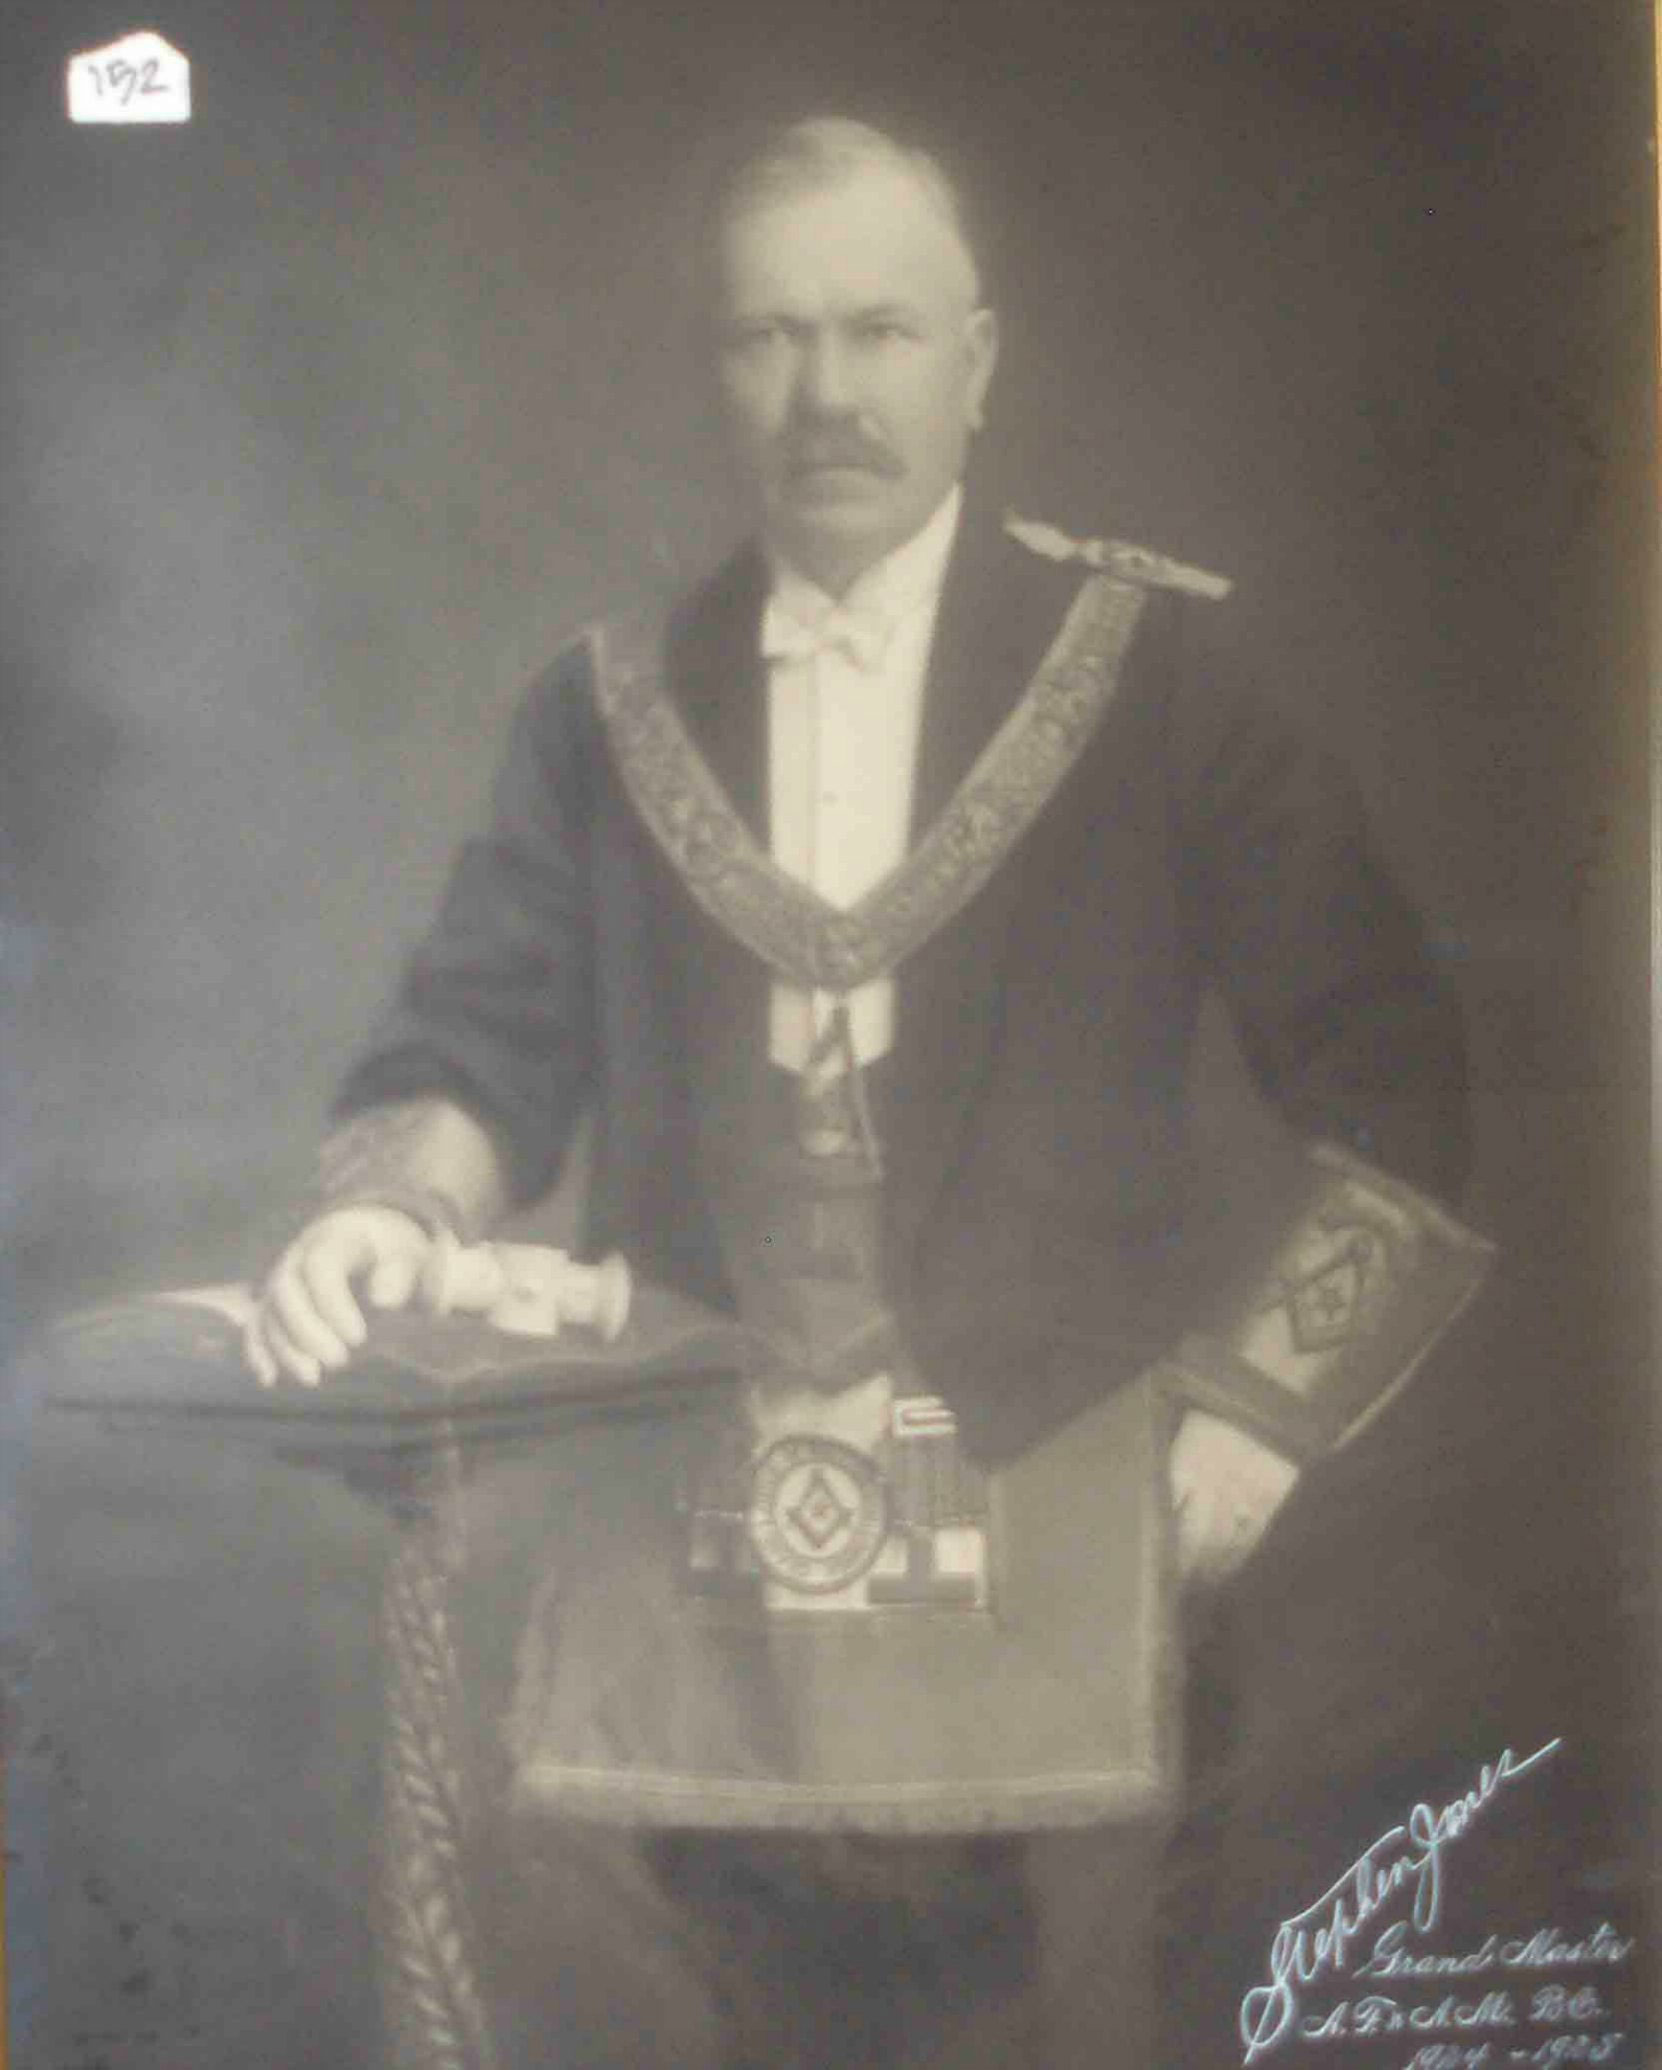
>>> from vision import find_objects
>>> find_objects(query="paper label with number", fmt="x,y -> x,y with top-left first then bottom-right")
66,30 -> 191,125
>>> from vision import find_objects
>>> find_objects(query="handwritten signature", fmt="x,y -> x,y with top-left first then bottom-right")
1238,1739 -> 1563,2064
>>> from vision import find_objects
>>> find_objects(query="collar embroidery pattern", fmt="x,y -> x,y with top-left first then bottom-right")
589,572 -> 1147,992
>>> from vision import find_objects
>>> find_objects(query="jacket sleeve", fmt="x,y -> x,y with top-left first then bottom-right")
1169,601 -> 1471,1204
331,641 -> 602,1211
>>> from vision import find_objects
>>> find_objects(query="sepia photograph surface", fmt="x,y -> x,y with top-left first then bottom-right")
0,1 -> 1654,2065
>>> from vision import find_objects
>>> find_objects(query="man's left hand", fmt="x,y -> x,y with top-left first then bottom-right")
1169,1409 -> 1299,1586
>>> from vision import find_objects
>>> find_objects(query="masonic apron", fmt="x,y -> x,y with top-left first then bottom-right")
505,569 -> 1185,1836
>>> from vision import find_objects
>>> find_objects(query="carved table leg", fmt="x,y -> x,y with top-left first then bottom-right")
378,1438 -> 501,2070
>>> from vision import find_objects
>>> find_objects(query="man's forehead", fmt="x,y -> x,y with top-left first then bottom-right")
714,163 -> 979,312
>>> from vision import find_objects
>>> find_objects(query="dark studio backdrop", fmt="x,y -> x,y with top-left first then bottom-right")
0,0 -> 1653,2063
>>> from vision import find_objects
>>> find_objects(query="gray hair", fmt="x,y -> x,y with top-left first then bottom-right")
689,115 -> 986,314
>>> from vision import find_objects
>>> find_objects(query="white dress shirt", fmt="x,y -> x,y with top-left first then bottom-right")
762,484 -> 962,1076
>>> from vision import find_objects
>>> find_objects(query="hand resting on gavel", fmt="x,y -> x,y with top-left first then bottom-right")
244,1205 -> 630,1388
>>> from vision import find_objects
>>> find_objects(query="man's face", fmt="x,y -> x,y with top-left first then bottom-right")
711,161 -> 998,595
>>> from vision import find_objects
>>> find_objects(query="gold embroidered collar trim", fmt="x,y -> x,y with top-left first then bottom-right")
590,572 -> 1146,992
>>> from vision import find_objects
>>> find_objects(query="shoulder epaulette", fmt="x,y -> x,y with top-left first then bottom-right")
1003,512 -> 1232,601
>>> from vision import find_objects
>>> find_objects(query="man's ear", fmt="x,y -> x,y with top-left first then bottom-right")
964,305 -> 1000,432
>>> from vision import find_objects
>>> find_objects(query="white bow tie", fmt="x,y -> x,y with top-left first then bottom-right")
760,593 -> 895,673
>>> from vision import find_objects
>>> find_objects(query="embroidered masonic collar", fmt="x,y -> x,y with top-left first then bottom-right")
589,560 -> 1148,995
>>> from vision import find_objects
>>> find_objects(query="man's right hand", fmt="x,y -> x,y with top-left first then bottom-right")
244,1206 -> 434,1388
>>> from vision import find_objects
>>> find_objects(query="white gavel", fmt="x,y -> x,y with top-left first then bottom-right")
419,1236 -> 632,1343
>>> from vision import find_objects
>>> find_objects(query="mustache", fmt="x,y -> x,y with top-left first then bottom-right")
780,425 -> 904,478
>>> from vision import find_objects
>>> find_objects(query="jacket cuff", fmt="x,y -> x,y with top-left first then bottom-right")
257,1100 -> 500,1283
1157,1140 -> 1495,1466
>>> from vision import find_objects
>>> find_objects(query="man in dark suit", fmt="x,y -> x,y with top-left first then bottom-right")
245,115 -> 1470,2065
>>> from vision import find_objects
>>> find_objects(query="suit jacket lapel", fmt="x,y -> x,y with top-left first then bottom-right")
884,501 -> 1086,1286
910,503 -> 1042,838
666,542 -> 769,840
653,544 -> 772,1103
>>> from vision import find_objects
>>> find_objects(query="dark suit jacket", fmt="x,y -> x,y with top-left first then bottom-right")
337,500 -> 1468,1463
